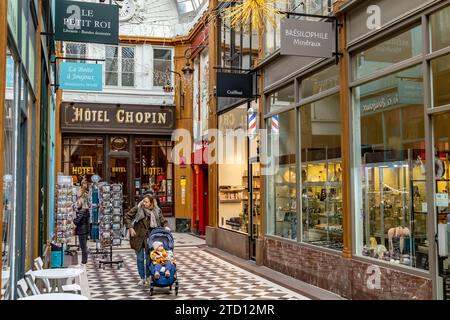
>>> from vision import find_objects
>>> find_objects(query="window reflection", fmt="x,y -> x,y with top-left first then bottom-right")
353,65 -> 427,270
2,49 -> 16,299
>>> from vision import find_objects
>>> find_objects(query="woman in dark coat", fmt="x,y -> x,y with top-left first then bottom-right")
124,193 -> 169,286
74,187 -> 90,266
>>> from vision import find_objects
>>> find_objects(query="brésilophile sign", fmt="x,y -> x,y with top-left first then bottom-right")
280,19 -> 334,58
60,62 -> 103,91
55,0 -> 118,45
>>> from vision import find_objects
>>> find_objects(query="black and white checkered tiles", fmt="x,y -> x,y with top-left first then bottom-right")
86,247 -> 309,300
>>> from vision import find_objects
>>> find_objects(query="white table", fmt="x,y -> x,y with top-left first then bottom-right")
32,268 -> 84,293
18,293 -> 88,300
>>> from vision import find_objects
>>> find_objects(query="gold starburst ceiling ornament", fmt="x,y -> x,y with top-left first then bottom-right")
222,0 -> 285,33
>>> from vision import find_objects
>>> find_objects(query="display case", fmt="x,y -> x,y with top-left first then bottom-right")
99,183 -> 124,247
301,160 -> 343,250
274,165 -> 297,240
363,160 -> 419,266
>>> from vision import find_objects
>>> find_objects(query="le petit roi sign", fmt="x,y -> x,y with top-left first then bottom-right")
55,0 -> 119,45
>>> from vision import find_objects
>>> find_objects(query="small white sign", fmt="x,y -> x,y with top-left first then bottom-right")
436,193 -> 449,207
421,202 -> 427,213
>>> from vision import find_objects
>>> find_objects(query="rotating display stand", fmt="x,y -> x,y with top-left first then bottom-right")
54,175 -> 77,267
89,175 -> 105,258
98,183 -> 124,269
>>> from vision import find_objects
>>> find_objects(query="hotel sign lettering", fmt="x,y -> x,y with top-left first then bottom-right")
72,167 -> 94,175
61,103 -> 175,134
143,167 -> 164,175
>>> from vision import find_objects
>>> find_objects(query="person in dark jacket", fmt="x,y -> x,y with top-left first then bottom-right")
124,193 -> 169,286
74,186 -> 90,266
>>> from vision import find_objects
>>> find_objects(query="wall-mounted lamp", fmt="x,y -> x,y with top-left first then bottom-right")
180,44 -> 206,83
181,61 -> 194,82
167,69 -> 184,109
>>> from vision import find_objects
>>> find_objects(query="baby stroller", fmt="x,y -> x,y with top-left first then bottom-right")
147,227 -> 178,296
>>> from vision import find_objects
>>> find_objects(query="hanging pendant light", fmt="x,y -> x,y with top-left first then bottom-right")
222,0 -> 282,33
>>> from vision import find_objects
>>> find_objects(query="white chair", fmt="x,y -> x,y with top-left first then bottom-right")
34,257 -> 52,292
16,279 -> 30,298
34,257 -> 82,294
25,270 -> 41,295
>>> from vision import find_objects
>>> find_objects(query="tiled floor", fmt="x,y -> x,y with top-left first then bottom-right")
83,233 -> 308,300
86,247 -> 309,300
86,232 -> 206,251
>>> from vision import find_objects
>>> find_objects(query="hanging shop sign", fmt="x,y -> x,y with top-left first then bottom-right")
55,0 -> 119,45
61,103 -> 175,134
216,72 -> 255,98
280,19 -> 334,58
60,62 -> 103,91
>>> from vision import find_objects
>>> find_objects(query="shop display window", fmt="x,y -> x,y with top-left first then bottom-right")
353,25 -> 422,80
134,139 -> 173,215
266,109 -> 297,240
267,84 -> 295,114
218,105 -> 249,234
432,113 -> 450,275
300,94 -> 343,250
431,54 -> 450,108
301,65 -> 339,98
430,5 -> 450,52
62,137 -> 104,183
353,65 -> 428,269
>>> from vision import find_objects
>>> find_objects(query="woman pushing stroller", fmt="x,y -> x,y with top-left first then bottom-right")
124,191 -> 170,286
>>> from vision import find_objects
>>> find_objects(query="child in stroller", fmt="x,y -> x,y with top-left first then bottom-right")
150,240 -> 176,279
147,227 -> 179,296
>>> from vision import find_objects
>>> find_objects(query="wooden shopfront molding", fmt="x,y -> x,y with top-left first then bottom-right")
61,103 -> 176,134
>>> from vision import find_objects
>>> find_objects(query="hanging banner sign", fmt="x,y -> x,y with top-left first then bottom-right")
216,72 -> 254,98
60,62 -> 103,91
280,19 -> 334,58
55,0 -> 119,45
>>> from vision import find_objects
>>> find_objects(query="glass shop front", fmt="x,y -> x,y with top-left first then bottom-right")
61,103 -> 175,215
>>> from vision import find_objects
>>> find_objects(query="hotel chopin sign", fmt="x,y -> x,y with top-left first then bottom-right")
55,0 -> 119,45
61,103 -> 175,134
280,19 -> 334,58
